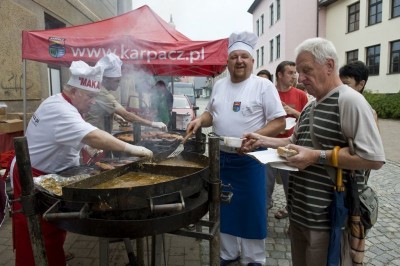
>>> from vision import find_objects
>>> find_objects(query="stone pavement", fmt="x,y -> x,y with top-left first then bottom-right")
1,100 -> 399,265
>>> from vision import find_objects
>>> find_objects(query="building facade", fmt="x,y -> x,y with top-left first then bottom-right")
0,0 -> 131,113
321,0 -> 400,93
249,0 -> 400,93
248,0 -> 320,81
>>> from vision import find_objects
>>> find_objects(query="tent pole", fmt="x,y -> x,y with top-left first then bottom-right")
22,59 -> 27,134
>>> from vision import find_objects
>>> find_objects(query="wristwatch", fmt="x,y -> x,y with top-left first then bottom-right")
318,150 -> 327,165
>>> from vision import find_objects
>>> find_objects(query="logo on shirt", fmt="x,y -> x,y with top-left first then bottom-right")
232,102 -> 241,112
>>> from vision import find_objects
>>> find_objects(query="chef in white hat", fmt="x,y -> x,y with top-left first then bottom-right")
10,60 -> 153,266
186,31 -> 286,265
85,53 -> 167,136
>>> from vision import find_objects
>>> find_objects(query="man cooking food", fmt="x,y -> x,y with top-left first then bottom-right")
10,60 -> 153,266
85,53 -> 167,132
186,31 -> 286,265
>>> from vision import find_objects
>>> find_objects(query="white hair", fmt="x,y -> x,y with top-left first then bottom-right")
295,37 -> 339,72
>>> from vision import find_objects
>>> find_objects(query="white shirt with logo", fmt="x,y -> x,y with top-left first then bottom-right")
206,74 -> 285,138
26,93 -> 97,173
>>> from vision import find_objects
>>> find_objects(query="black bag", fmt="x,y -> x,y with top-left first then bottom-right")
359,185 -> 378,229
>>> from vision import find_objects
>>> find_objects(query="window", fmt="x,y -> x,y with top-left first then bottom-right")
348,2 -> 360,32
392,0 -> 400,18
48,67 -> 61,95
368,0 -> 382,26
261,14 -> 264,34
390,40 -> 400,73
277,0 -> 281,20
256,49 -> 260,68
256,19 -> 260,36
276,35 -> 281,59
346,50 -> 359,63
261,46 -> 264,66
366,45 -> 380,75
269,40 -> 274,62
270,4 -> 274,26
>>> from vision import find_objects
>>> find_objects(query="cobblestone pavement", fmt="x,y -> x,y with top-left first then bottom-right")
0,98 -> 399,265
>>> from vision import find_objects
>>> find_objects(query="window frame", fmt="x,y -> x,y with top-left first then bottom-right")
261,46 -> 264,66
347,2 -> 360,33
366,45 -> 381,75
276,35 -> 281,60
392,0 -> 400,18
368,0 -> 382,26
277,0 -> 281,21
269,39 -> 274,62
261,14 -> 264,34
270,4 -> 274,26
389,40 -> 400,74
346,50 -> 359,64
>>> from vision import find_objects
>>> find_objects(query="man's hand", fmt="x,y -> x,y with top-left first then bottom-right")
124,143 -> 153,158
151,121 -> 167,131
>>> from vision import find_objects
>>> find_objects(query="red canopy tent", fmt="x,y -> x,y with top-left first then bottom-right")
22,5 -> 228,77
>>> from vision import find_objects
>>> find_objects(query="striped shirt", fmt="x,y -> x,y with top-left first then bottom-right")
288,85 -> 385,230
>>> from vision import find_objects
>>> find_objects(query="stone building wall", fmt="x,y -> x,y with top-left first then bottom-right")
0,0 -> 122,113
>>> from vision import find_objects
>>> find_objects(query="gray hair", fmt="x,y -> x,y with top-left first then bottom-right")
294,37 -> 339,72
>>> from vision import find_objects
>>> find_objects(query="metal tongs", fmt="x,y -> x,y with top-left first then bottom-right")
86,150 -> 103,166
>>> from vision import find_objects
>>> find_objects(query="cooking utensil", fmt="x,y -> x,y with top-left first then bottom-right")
86,150 -> 103,166
167,130 -> 194,158
223,137 -> 244,148
208,132 -> 244,148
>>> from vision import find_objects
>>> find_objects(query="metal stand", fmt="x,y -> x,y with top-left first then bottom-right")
99,238 -> 138,266
170,136 -> 220,265
13,137 -> 48,265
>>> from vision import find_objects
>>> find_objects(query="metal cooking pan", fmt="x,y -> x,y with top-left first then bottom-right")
61,152 -> 209,210
40,189 -> 209,238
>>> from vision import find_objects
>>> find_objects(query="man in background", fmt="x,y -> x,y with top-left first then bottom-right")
339,60 -> 377,123
85,53 -> 167,133
266,61 -> 308,217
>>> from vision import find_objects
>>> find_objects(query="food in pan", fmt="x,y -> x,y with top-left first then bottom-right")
95,162 -> 115,171
277,146 -> 298,158
115,132 -> 183,142
93,172 -> 178,189
35,174 -> 89,196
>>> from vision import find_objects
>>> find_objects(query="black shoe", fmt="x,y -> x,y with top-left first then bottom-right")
220,257 -> 240,266
247,263 -> 262,266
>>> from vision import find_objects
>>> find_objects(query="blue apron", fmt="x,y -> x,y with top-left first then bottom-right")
220,151 -> 267,239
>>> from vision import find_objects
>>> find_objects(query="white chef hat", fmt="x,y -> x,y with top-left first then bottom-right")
96,53 -> 123,78
228,31 -> 258,56
67,61 -> 103,92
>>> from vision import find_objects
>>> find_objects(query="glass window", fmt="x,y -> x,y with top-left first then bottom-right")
256,19 -> 260,36
368,0 -> 382,26
346,50 -> 359,63
261,46 -> 264,66
390,40 -> 400,73
366,45 -> 380,75
257,49 -> 260,68
270,4 -> 274,26
393,0 -> 400,18
276,35 -> 281,59
261,14 -> 264,34
277,0 -> 281,20
348,2 -> 360,32
270,39 -> 274,62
